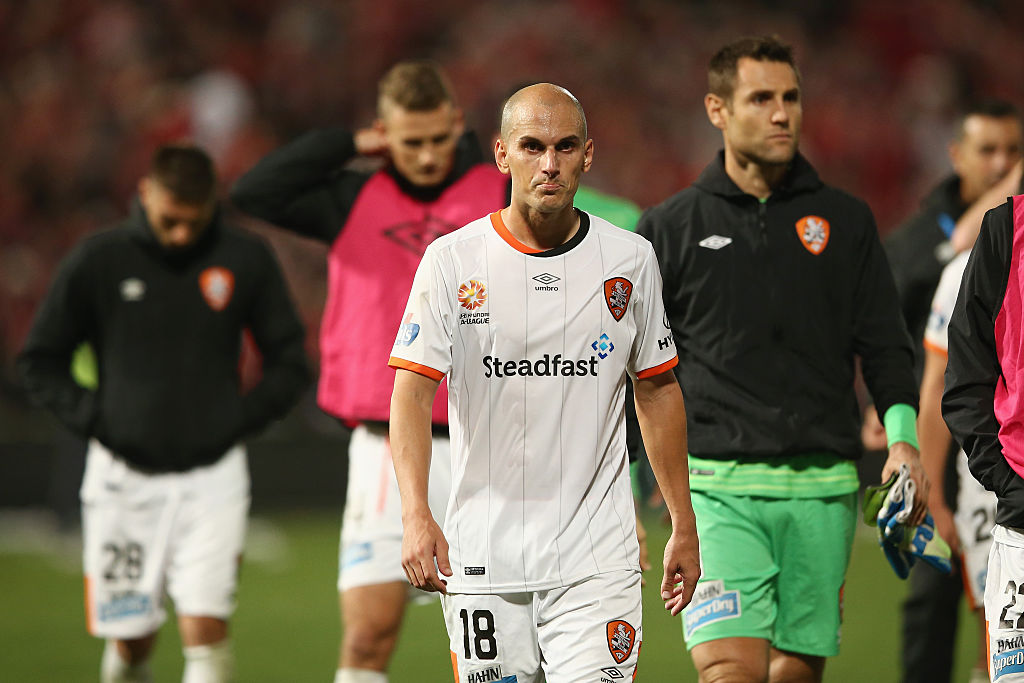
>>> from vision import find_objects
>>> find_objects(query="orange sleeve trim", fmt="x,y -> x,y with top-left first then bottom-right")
389,356 -> 445,381
922,338 -> 949,358
636,355 -> 678,379
490,211 -> 545,254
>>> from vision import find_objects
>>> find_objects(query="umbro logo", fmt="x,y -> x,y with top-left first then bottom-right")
533,272 -> 560,291
120,278 -> 146,301
699,235 -> 732,250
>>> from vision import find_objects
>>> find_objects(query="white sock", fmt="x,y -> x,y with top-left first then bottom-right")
101,640 -> 153,683
182,640 -> 234,683
335,669 -> 388,683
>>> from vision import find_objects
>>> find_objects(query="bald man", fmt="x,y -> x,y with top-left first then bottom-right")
388,84 -> 700,681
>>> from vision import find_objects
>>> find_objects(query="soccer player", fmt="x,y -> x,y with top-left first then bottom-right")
943,176 -> 1024,682
389,83 -> 700,681
889,101 -> 1021,683
637,36 -> 926,682
18,144 -> 310,683
230,61 -> 510,683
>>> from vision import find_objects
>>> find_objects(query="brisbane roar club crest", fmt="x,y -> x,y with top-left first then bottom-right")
199,267 -> 235,311
604,277 -> 633,322
795,215 -> 830,255
458,279 -> 487,310
606,620 -> 636,664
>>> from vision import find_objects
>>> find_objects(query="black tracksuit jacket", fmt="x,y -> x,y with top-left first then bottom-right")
638,152 -> 917,460
18,202 -> 310,472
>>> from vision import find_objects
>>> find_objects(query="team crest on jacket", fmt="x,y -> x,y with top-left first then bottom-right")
606,620 -> 636,664
795,215 -> 830,255
458,279 -> 487,310
604,278 -> 633,322
199,267 -> 235,311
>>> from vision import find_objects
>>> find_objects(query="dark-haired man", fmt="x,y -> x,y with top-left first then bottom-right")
19,144 -> 310,682
637,36 -> 925,682
230,60 -> 509,683
890,100 -> 1021,683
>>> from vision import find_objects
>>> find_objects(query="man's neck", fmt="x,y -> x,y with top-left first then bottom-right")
501,203 -> 580,251
723,149 -> 789,200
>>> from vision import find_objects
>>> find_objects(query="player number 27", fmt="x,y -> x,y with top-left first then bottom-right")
459,609 -> 498,660
1000,581 -> 1024,630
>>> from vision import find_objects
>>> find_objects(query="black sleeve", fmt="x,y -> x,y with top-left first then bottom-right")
239,243 -> 312,436
16,243 -> 98,436
229,128 -> 370,243
943,202 -> 1014,495
851,204 -> 918,417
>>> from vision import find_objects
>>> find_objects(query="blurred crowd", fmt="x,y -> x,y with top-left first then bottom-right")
2,0 -> 1023,398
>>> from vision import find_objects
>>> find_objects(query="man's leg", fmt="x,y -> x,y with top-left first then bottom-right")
102,636 -> 157,683
537,571 -> 642,682
336,424 -> 451,681
768,648 -> 825,683
691,638 -> 770,683
338,583 -> 408,672
167,447 -> 249,683
442,591 -> 541,683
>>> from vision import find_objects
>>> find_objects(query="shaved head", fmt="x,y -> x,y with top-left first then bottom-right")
500,83 -> 587,141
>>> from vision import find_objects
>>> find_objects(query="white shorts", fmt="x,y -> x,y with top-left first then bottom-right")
338,423 -> 451,591
955,451 -> 997,607
441,570 -> 642,683
81,441 -> 249,639
984,525 -> 1024,681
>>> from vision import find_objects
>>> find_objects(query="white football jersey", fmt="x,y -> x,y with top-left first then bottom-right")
389,210 -> 678,593
924,251 -> 969,355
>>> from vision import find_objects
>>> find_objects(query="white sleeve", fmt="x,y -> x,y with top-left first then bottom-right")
924,254 -> 968,355
388,245 -> 454,380
628,243 -> 678,379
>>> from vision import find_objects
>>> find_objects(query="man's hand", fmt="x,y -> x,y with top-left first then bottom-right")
660,516 -> 701,617
354,127 -> 389,157
401,511 -> 452,594
881,441 -> 930,528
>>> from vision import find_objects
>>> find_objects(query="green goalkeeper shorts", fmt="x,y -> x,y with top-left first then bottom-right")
682,489 -> 857,657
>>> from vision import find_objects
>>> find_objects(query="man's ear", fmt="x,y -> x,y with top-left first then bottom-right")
494,137 -> 510,175
452,107 -> 465,139
582,139 -> 594,173
705,93 -> 728,132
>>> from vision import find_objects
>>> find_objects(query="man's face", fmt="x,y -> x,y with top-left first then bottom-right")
378,101 -> 463,187
494,101 -> 593,215
951,114 -> 1022,204
708,57 -> 802,166
138,178 -> 214,251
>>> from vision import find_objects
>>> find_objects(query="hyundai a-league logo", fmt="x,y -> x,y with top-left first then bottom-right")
458,280 -> 487,310
592,333 -> 614,359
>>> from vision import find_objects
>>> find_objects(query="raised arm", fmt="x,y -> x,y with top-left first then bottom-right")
950,160 -> 1022,253
229,128 -> 374,243
633,369 -> 700,615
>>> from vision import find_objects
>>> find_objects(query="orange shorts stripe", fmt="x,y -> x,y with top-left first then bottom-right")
84,576 -> 95,635
450,649 -> 459,682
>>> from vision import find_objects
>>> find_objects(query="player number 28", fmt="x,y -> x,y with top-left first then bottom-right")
102,541 -> 144,582
459,609 -> 498,660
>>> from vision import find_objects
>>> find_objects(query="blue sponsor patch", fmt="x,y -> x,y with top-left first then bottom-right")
98,592 -> 152,622
341,541 -> 372,569
396,322 -> 420,346
591,333 -> 614,359
993,647 -> 1024,679
683,589 -> 741,638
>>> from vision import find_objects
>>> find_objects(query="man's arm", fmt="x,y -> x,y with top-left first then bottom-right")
17,245 -> 97,436
239,243 -> 311,436
917,347 -> 958,552
229,128 -> 374,243
950,160 -> 1022,253
390,368 -> 449,593
944,202 -> 1014,495
633,369 -> 699,616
